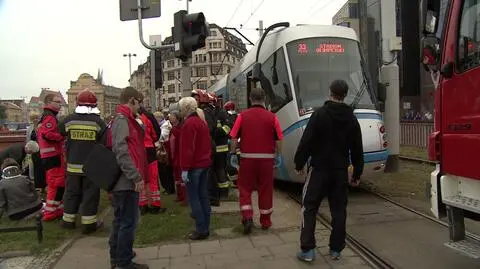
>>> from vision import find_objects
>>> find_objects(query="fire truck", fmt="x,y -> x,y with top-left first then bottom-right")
421,0 -> 480,258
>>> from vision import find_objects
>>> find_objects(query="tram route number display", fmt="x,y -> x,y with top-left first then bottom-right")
297,43 -> 345,55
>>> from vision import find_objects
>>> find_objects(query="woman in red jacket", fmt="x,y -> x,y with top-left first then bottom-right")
178,97 -> 212,240
168,111 -> 186,205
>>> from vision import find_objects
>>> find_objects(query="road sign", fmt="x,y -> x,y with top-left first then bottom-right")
119,0 -> 161,22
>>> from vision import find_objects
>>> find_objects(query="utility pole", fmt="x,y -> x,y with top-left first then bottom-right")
381,0 -> 400,172
258,20 -> 264,38
123,53 -> 137,76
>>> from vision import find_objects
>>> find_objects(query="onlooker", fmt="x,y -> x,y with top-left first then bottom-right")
109,87 -> 149,269
0,158 -> 43,220
168,111 -> 186,204
178,97 -> 212,240
0,141 -> 40,178
26,112 -> 46,190
294,80 -> 364,262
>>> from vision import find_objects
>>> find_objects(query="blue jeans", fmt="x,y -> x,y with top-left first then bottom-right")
186,168 -> 211,234
109,191 -> 140,267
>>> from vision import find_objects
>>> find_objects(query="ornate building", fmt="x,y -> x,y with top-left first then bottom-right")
66,72 -> 122,118
129,23 -> 248,110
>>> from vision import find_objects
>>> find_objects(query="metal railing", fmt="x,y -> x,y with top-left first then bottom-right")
400,121 -> 434,148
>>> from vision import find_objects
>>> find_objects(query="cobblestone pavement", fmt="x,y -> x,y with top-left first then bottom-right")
3,190 -> 373,269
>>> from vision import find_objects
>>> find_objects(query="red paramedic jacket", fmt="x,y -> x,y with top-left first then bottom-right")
37,106 -> 64,159
180,112 -> 212,171
230,105 -> 283,157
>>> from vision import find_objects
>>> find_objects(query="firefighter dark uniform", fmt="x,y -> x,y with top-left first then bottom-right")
211,95 -> 231,199
224,101 -> 239,187
138,107 -> 165,214
38,102 -> 66,221
60,89 -> 106,234
229,102 -> 283,234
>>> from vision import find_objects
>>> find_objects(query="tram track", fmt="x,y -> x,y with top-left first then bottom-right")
399,155 -> 437,166
287,191 -> 396,269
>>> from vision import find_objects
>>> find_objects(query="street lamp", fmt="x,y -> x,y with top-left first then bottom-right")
123,53 -> 137,77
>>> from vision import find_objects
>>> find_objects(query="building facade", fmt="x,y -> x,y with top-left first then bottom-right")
129,24 -> 248,110
66,73 -> 122,118
332,0 -> 360,37
0,102 -> 23,123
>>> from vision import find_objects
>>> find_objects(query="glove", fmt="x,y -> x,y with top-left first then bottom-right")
274,153 -> 283,168
229,154 -> 239,169
181,171 -> 190,183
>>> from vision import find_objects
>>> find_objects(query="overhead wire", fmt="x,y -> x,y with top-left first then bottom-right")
304,0 -> 344,23
225,0 -> 245,27
240,0 -> 266,28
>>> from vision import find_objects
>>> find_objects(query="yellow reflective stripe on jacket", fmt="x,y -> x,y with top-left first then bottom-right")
81,215 -> 97,225
65,120 -> 101,131
217,182 -> 230,188
222,125 -> 231,135
67,163 -> 83,173
216,144 -> 229,152
65,124 -> 98,132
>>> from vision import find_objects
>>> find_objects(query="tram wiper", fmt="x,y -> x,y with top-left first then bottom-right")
350,78 -> 367,109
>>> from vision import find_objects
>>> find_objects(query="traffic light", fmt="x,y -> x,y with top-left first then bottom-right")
172,10 -> 209,61
151,49 -> 163,89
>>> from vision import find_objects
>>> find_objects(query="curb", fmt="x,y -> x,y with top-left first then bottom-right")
0,251 -> 32,259
25,206 -> 112,269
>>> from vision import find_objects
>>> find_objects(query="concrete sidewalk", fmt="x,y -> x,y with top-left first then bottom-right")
52,191 -> 371,269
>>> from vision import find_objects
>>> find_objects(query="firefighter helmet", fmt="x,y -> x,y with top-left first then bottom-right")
207,92 -> 217,103
224,101 -> 235,111
77,89 -> 97,107
197,89 -> 210,103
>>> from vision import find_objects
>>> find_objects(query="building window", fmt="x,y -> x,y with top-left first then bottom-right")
168,84 -> 175,93
212,65 -> 223,75
197,67 -> 207,77
167,60 -> 175,68
197,82 -> 208,89
210,30 -> 217,36
349,3 -> 359,19
167,72 -> 175,80
337,21 -> 351,28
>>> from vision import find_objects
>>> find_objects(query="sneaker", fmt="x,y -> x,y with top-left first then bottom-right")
330,250 -> 341,260
111,252 -> 137,269
297,249 -> 315,262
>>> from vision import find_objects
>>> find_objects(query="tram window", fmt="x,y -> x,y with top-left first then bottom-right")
457,0 -> 480,73
260,48 -> 293,112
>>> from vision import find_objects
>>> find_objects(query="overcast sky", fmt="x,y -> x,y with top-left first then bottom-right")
0,0 -> 347,101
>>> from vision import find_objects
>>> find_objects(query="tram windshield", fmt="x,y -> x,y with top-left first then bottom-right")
286,37 -> 375,115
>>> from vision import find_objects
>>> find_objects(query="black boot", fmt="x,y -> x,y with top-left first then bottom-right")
188,231 -> 209,240
210,200 -> 220,207
61,220 -> 76,230
82,220 -> 103,235
242,219 -> 253,235
148,207 -> 166,214
139,206 -> 148,215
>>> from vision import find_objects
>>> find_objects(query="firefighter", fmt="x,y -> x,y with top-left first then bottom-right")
138,96 -> 166,215
209,93 -> 231,199
37,93 -> 66,221
60,89 -> 106,233
223,101 -> 239,187
229,88 -> 283,234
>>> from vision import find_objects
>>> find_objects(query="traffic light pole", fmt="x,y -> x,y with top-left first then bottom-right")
135,0 -> 174,50
181,59 -> 193,97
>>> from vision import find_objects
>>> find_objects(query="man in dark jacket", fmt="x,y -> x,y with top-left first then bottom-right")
109,87 -> 149,269
294,80 -> 364,262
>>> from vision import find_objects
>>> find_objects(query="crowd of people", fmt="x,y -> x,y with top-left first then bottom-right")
0,79 -> 365,268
